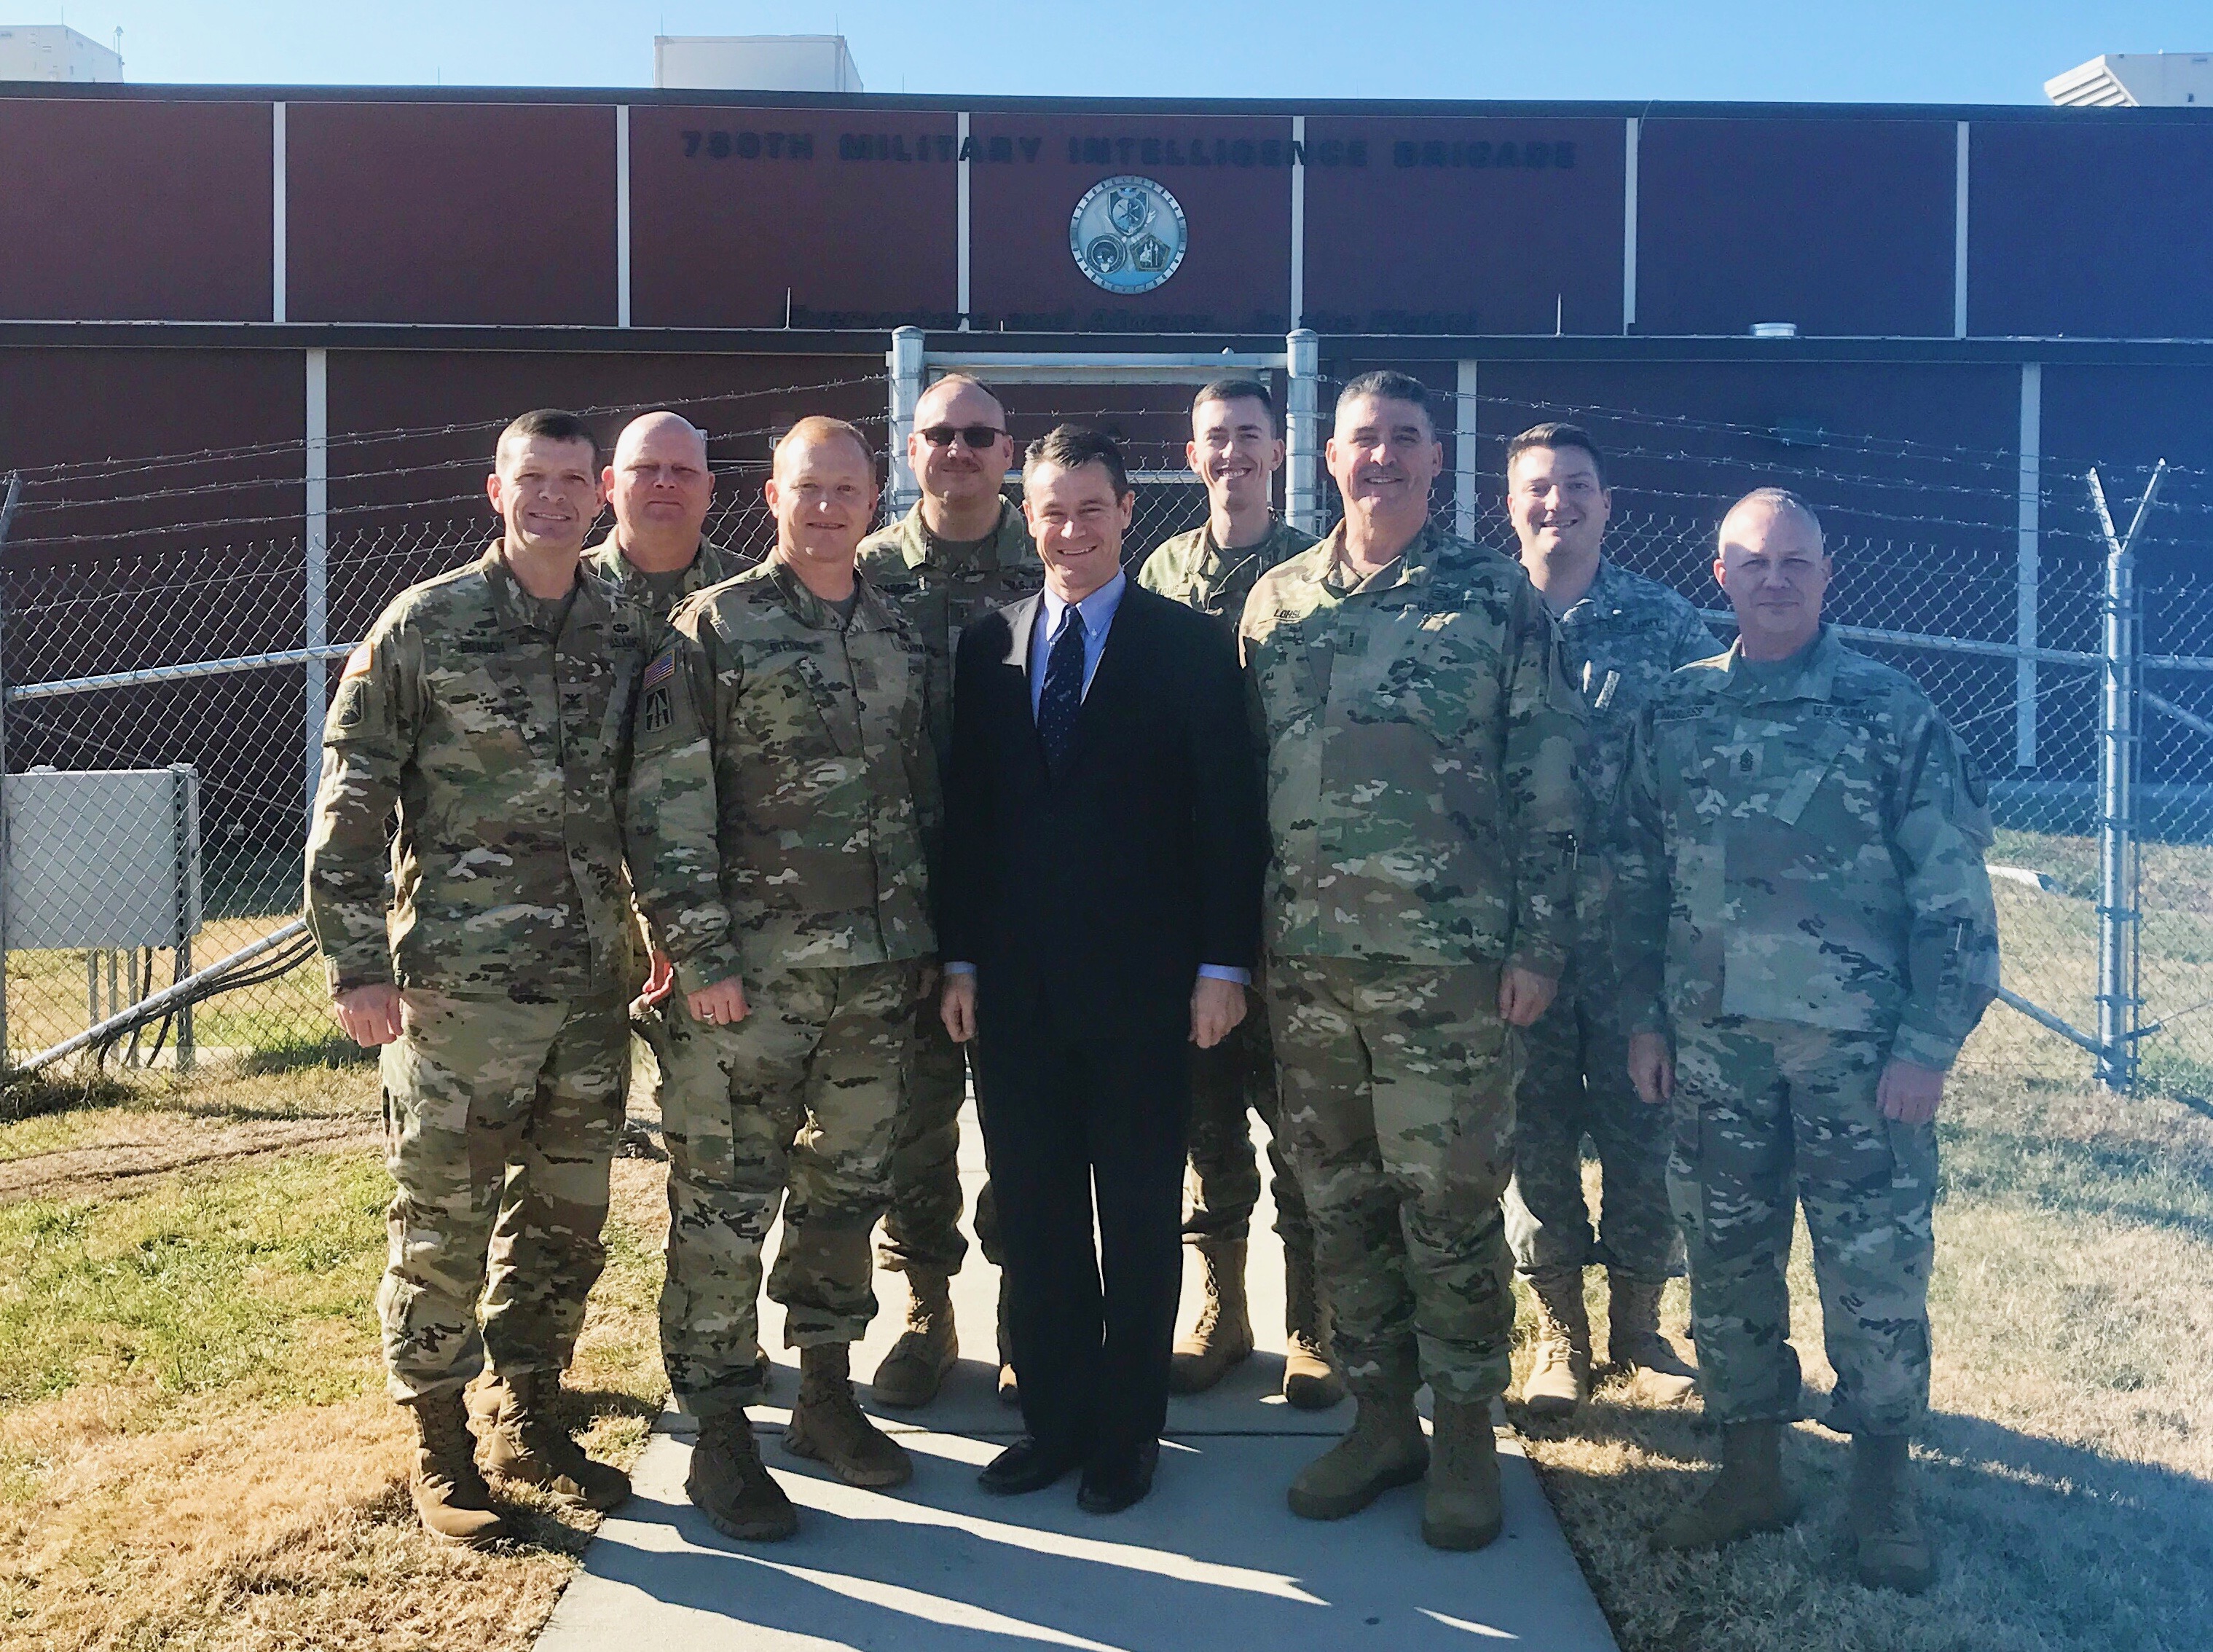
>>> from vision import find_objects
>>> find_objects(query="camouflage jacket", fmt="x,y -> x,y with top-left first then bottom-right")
583,532 -> 756,629
1551,558 -> 1721,838
1137,516 -> 1317,635
625,556 -> 938,994
304,546 -> 651,999
1239,519 -> 1587,977
857,499 -> 1043,762
1613,625 -> 2000,1069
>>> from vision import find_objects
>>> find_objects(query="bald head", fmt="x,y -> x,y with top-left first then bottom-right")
605,409 -> 716,575
909,374 -> 1015,533
614,410 -> 708,471
1715,487 -> 1831,661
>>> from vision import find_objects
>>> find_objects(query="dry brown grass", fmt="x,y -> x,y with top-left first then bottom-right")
1513,1075 -> 2213,1652
0,1066 -> 672,1652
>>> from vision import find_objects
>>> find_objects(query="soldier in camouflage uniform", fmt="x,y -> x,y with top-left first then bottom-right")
585,410 -> 756,627
1241,374 -> 1585,1552
1615,488 -> 1999,1592
1498,424 -> 1718,1419
582,412 -> 758,1381
856,373 -> 1043,1409
306,409 -> 642,1546
1137,377 -> 1340,1411
627,417 -> 938,1543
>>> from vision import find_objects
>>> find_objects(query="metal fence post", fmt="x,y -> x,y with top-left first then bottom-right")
0,472 -> 18,1076
1285,329 -> 1323,536
887,326 -> 925,518
2088,460 -> 2166,1093
304,347 -> 329,819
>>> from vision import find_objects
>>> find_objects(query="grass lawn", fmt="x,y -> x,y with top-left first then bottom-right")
0,1064 -> 668,1651
1514,1073 -> 2213,1652
1,1062 -> 2208,1650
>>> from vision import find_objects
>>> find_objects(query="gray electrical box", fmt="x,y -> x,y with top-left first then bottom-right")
4,766 -> 201,950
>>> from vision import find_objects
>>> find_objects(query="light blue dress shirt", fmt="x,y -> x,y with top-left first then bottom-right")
944,570 -> 1249,988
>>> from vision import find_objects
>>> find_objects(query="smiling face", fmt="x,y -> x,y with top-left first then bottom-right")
765,426 -> 879,575
1187,393 -> 1283,516
1715,496 -> 1831,660
908,377 -> 1014,514
488,433 -> 602,560
1508,442 -> 1611,565
607,412 -> 714,548
1326,393 -> 1442,532
1023,457 -> 1134,603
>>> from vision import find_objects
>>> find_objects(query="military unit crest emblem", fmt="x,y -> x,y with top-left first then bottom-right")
1069,175 -> 1188,295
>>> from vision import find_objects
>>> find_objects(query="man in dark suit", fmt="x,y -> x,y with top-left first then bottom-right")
938,425 -> 1266,1514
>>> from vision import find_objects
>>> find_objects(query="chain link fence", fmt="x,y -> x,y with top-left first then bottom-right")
1,359 -> 2209,1099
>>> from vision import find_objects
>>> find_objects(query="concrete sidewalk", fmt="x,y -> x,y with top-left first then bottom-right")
537,1109 -> 1618,1651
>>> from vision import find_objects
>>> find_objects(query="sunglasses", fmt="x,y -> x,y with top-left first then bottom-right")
918,424 -> 1008,450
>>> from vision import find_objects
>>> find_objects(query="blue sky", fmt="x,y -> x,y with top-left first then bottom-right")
36,2 -> 2213,103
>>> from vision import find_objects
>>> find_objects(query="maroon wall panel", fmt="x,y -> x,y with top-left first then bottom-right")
1304,117 -> 1624,335
287,103 -> 617,324
629,107 -> 957,328
0,100 -> 271,321
968,113 -> 1294,332
1637,118 -> 1957,337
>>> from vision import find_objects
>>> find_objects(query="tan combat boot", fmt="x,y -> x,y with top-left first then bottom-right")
872,1267 -> 959,1409
1608,1275 -> 1699,1407
688,1409 -> 798,1541
784,1345 -> 914,1488
1286,1390 -> 1431,1520
1282,1241 -> 1348,1411
1850,1435 -> 1935,1593
1520,1268 -> 1592,1419
1169,1238 -> 1255,1394
1423,1398 -> 1504,1551
480,1369 -> 631,1511
1650,1422 -> 1803,1551
404,1390 -> 508,1547
996,1282 -> 1021,1407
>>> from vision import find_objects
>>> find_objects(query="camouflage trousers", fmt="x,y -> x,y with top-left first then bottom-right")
877,997 -> 1001,1276
1270,956 -> 1520,1407
658,959 -> 921,1419
1503,959 -> 1679,1283
1184,986 -> 1313,1256
376,988 -> 628,1403
1669,1017 -> 1937,1435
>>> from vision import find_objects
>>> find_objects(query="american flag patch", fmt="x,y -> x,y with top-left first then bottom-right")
642,649 -> 677,691
340,643 -> 373,681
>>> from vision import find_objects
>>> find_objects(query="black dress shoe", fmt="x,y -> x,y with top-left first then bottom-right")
978,1436 -> 1082,1496
1077,1438 -> 1158,1514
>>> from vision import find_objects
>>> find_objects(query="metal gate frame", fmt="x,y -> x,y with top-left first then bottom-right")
885,327 -> 1326,535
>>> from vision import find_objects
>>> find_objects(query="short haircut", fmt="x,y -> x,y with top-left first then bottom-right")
916,371 -> 1007,424
774,414 -> 876,474
1192,377 -> 1276,429
1335,370 -> 1434,436
498,408 -> 598,468
1023,424 -> 1131,498
1505,422 -> 1608,491
1725,485 -> 1825,547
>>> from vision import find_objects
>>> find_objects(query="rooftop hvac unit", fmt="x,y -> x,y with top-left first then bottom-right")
4,766 -> 200,951
653,34 -> 865,93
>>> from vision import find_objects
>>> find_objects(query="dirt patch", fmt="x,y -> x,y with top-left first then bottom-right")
0,1114 -> 380,1206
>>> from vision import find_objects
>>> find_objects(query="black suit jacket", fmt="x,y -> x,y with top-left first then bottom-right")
940,581 -> 1266,1039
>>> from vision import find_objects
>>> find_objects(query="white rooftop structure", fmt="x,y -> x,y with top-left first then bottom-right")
2047,52 -> 2213,108
653,34 -> 864,94
0,23 -> 121,82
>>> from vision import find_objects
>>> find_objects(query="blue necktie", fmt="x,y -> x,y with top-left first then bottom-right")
1037,605 -> 1087,773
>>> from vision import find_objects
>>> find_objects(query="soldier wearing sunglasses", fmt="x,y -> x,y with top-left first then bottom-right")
858,374 -> 1045,1411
